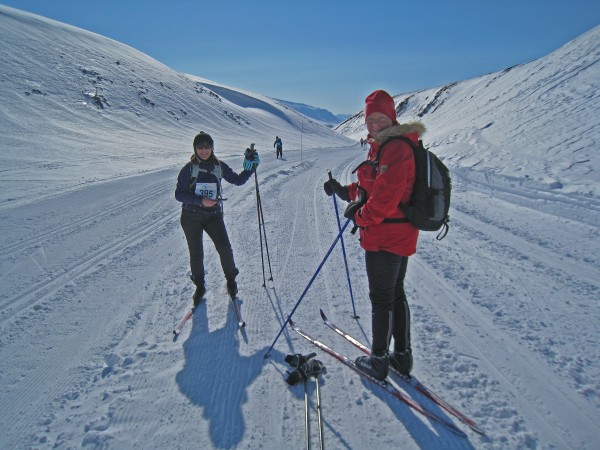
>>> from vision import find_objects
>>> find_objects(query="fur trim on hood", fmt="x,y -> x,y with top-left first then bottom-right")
372,122 -> 426,143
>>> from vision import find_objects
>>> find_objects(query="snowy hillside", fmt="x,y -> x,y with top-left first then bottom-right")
337,25 -> 600,202
0,5 -> 353,211
1,5 -> 599,450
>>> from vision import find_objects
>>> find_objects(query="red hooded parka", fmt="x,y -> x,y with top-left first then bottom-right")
347,122 -> 425,256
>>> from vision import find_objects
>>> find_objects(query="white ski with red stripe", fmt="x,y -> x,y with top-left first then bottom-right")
319,308 -> 485,436
288,318 -> 466,437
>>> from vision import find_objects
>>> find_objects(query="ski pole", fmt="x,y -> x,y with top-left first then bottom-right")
328,171 -> 358,319
254,169 -> 274,285
304,378 -> 310,450
264,219 -> 351,358
314,374 -> 323,450
284,353 -> 316,449
308,359 -> 326,450
254,169 -> 266,285
256,171 -> 273,281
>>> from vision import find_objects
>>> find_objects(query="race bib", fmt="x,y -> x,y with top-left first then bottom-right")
195,182 -> 218,199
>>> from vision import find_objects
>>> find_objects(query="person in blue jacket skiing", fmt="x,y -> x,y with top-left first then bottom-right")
274,136 -> 283,159
175,132 -> 260,305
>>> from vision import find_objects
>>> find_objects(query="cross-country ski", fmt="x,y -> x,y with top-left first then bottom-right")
319,308 -> 486,435
173,306 -> 196,337
288,319 -> 467,437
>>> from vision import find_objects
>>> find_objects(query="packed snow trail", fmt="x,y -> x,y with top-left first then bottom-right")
0,146 -> 598,449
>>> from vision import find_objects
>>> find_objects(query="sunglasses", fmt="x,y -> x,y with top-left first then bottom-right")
195,144 -> 212,150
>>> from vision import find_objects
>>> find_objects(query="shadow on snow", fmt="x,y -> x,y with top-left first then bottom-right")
175,301 -> 281,448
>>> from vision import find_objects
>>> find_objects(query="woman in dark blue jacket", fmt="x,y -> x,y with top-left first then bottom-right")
175,132 -> 259,305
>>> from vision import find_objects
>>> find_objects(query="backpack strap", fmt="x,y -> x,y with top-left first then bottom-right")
188,163 -> 200,190
382,217 -> 409,223
436,222 -> 449,240
381,135 -> 418,156
352,135 -> 417,173
188,162 -> 223,196
350,136 -> 419,225
376,136 -> 419,225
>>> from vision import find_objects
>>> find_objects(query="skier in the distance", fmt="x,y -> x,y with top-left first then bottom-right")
274,136 -> 283,159
175,132 -> 260,306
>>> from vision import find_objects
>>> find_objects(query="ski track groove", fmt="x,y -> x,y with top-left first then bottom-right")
452,167 -> 600,227
0,207 -> 180,322
0,172 -> 186,447
411,254 -> 598,447
446,177 -> 600,402
406,171 -> 600,447
450,191 -> 599,285
0,178 -> 172,260
446,206 -> 597,322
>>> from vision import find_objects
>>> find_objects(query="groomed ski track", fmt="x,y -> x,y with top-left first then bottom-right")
0,145 -> 598,449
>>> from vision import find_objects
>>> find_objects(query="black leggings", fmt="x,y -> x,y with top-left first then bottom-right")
180,209 -> 239,284
365,250 -> 411,355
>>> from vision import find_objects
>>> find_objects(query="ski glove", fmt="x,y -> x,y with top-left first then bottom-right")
344,201 -> 363,227
323,178 -> 350,201
243,149 -> 260,171
284,352 -> 317,385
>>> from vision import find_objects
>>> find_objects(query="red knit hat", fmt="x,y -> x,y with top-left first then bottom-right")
365,90 -> 397,123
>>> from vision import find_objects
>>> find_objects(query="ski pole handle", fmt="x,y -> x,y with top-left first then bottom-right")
305,352 -> 317,362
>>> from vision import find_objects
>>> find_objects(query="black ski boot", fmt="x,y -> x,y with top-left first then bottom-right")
191,275 -> 205,307
355,352 -> 389,381
389,349 -> 413,376
227,280 -> 238,298
193,285 -> 205,307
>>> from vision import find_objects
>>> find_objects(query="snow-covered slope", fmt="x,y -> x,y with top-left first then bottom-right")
1,6 -> 599,450
337,25 -> 600,200
0,5 -> 352,210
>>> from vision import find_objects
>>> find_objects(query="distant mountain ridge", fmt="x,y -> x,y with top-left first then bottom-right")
275,99 -> 350,127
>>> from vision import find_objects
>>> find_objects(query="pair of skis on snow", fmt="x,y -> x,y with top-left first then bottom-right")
290,309 -> 486,437
172,299 -> 484,437
172,293 -> 245,338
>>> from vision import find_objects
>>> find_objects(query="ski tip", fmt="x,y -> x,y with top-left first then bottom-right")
319,309 -> 326,319
471,426 -> 487,437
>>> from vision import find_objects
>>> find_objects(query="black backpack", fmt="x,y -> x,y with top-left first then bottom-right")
373,136 -> 451,240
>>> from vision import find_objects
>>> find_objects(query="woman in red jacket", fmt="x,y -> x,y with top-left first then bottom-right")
324,90 -> 424,380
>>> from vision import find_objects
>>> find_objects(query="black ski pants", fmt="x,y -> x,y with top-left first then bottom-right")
180,209 -> 239,286
365,250 -> 411,355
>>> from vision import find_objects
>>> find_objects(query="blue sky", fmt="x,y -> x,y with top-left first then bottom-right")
3,0 -> 600,114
